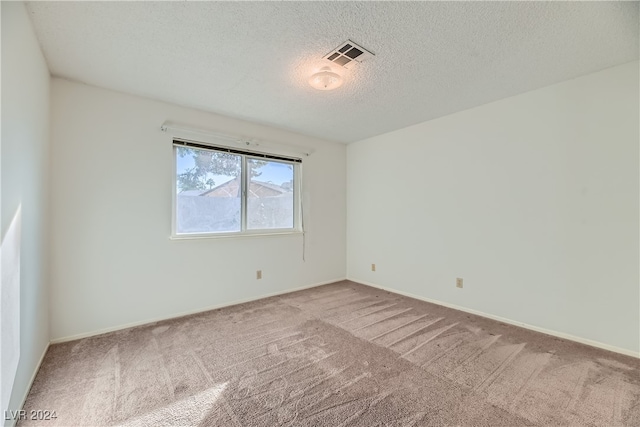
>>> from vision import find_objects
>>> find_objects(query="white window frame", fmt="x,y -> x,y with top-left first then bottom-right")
171,139 -> 303,239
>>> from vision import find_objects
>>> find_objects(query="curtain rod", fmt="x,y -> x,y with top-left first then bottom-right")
172,139 -> 302,163
160,120 -> 313,157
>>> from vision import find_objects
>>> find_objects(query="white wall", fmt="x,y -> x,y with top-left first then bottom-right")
1,1 -> 51,422
347,61 -> 639,354
50,79 -> 346,341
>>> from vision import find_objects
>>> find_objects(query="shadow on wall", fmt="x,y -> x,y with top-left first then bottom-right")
1,205 -> 22,415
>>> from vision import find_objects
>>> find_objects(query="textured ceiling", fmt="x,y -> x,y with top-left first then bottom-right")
26,1 -> 639,143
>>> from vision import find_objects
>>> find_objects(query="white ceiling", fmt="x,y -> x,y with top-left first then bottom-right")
26,1 -> 638,144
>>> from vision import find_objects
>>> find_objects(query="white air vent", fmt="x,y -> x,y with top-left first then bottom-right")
323,40 -> 374,69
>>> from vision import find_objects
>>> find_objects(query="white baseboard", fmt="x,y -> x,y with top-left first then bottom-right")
349,277 -> 639,359
10,343 -> 50,427
50,277 -> 346,344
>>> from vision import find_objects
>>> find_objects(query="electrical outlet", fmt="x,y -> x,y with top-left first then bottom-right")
257,270 -> 262,280
456,278 -> 463,288
371,263 -> 376,272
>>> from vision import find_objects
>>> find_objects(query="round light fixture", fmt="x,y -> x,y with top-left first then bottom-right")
308,66 -> 343,91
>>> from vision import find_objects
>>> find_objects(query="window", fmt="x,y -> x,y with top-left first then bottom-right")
173,140 -> 301,237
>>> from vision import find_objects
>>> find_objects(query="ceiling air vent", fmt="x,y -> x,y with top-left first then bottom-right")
323,40 -> 374,69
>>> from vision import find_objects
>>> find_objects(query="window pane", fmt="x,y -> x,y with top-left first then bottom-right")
247,158 -> 294,230
175,146 -> 241,233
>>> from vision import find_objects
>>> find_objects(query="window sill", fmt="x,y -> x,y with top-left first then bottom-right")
170,230 -> 303,241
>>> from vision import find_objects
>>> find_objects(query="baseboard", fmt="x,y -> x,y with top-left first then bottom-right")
50,277 -> 346,344
349,277 -> 640,359
9,343 -> 50,427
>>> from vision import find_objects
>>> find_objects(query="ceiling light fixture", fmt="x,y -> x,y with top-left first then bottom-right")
308,67 -> 343,91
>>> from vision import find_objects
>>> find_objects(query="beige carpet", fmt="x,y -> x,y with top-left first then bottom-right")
20,281 -> 640,426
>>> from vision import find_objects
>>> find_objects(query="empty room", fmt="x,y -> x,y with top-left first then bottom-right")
2,1 -> 638,426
